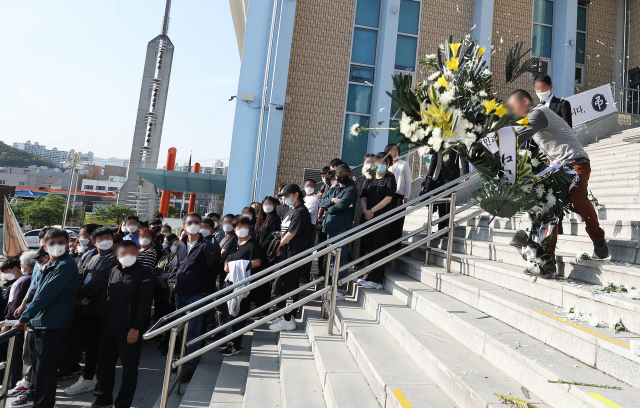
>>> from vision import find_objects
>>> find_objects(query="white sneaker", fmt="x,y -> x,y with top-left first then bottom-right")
64,376 -> 96,395
269,317 -> 296,332
271,316 -> 283,324
359,280 -> 376,289
335,292 -> 345,301
8,378 -> 30,397
372,283 -> 384,290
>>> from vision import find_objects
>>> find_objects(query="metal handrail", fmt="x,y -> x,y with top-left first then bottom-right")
143,172 -> 480,340
0,320 -> 22,408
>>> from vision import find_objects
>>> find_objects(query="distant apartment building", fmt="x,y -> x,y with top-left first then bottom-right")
12,140 -> 94,168
173,159 -> 228,175
81,179 -> 123,193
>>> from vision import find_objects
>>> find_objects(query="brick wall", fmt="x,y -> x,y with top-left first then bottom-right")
275,0 -> 356,191
629,0 -> 640,77
584,0 -> 618,91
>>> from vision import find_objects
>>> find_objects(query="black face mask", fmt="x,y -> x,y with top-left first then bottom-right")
337,175 -> 350,185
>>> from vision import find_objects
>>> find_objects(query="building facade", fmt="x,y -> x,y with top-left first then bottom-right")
224,0 -> 638,213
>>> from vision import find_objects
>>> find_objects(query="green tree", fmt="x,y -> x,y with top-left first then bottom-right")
167,205 -> 180,218
0,141 -> 54,168
92,204 -> 136,226
12,195 -> 67,228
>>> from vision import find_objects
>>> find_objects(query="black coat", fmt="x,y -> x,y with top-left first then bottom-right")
426,151 -> 469,183
104,261 -> 153,332
169,235 -> 221,296
77,249 -> 120,315
546,96 -> 572,127
256,215 -> 282,264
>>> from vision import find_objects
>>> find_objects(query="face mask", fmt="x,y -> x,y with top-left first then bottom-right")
376,165 -> 387,174
213,221 -> 218,228
331,180 -> 338,186
96,240 -> 113,251
127,225 -> 138,234
79,238 -> 90,246
1,273 -> 15,281
119,254 -> 137,267
284,197 -> 294,207
243,214 -> 253,221
305,187 -> 314,194
537,90 -> 551,101
200,228 -> 211,236
236,228 -> 250,238
162,243 -> 168,250
185,224 -> 200,234
47,244 -> 66,257
78,245 -> 86,254
170,245 -> 178,254
263,204 -> 274,213
162,232 -> 170,236
223,224 -> 234,233
21,266 -> 28,274
139,237 -> 151,247
337,175 -> 350,184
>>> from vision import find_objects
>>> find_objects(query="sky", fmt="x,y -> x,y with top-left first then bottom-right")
0,0 -> 240,168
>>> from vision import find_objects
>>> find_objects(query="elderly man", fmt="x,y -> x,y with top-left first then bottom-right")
507,89 -> 608,261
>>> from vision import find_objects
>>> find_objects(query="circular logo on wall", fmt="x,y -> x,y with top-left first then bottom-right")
591,94 -> 607,112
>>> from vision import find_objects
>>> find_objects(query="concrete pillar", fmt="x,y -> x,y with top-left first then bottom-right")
613,0 -> 627,104
187,163 -> 200,213
158,147 -> 176,217
551,0 -> 578,98
370,0 -> 400,154
472,0 -> 494,67
224,0 -> 277,214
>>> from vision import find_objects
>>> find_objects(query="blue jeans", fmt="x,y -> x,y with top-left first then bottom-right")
175,293 -> 205,371
328,230 -> 350,291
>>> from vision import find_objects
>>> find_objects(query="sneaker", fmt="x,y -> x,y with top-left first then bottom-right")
182,368 -> 195,382
8,379 -> 30,397
271,315 -> 284,324
64,376 -> 96,395
593,239 -> 610,260
371,283 -> 384,290
358,280 -> 376,289
269,317 -> 296,332
219,342 -> 230,350
335,292 -> 345,301
220,344 -> 242,356
10,391 -> 34,407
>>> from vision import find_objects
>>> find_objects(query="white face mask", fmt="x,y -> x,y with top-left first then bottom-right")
331,180 -> 338,186
162,243 -> 168,250
119,254 -> 137,267
236,228 -> 250,238
47,244 -> 66,257
223,224 -> 234,233
185,224 -> 200,234
139,237 -> 151,247
21,266 -> 29,274
78,245 -> 86,254
213,221 -> 218,228
200,228 -> 211,236
127,225 -> 138,234
263,204 -> 274,213
243,214 -> 253,221
96,240 -> 113,251
79,238 -> 90,246
170,245 -> 178,254
1,273 -> 15,281
162,232 -> 170,236
536,90 -> 551,101
305,186 -> 315,194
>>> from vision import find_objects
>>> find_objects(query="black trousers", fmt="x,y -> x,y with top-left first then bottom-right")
0,330 -> 24,388
388,194 -> 405,250
82,314 -> 103,379
94,325 -> 142,408
251,261 -> 274,309
31,328 -> 67,408
299,227 -> 317,280
364,223 -> 389,284
316,229 -> 328,274
434,201 -> 451,232
58,306 -> 83,376
274,259 -> 301,321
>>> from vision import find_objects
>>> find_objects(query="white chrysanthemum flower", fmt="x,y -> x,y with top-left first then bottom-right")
443,68 -> 453,78
417,146 -> 431,156
548,188 -> 554,195
432,127 -> 442,138
521,184 -> 533,193
399,112 -> 414,137
535,185 -> 545,198
608,317 -> 622,330
425,53 -> 437,60
439,88 -> 456,106
349,123 -> 361,136
463,132 -> 476,147
482,68 -> 492,77
530,157 -> 541,167
414,127 -> 426,141
531,205 -> 541,213
547,194 -> 557,207
589,317 -> 600,327
478,90 -> 488,97
362,163 -> 373,179
464,81 -> 474,89
428,71 -> 441,81
474,124 -> 483,133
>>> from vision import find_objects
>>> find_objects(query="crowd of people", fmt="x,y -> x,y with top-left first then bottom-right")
0,142 -> 432,408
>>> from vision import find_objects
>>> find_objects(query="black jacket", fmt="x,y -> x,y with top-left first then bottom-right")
104,261 -> 153,332
427,151 -> 469,183
546,96 -> 572,127
256,215 -> 281,264
169,235 -> 221,296
77,249 -> 120,315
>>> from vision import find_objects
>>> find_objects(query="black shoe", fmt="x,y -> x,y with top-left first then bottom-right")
220,344 -> 242,356
182,368 -> 195,383
219,342 -> 230,350
299,276 -> 311,284
10,391 -> 34,407
593,239 -> 610,260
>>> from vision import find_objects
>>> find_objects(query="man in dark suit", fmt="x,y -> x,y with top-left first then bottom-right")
534,74 -> 572,127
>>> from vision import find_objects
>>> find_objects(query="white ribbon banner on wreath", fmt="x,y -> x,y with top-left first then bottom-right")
497,127 -> 517,185
564,84 -> 618,127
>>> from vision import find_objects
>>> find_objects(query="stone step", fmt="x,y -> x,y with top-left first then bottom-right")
390,259 -> 640,391
278,318 -> 327,408
302,303 -> 381,408
347,286 -> 549,408
588,178 -> 640,189
209,331 -> 254,407
588,168 -> 640,179
594,203 -> 640,221
382,266 -> 640,407
243,328 -> 282,408
401,244 -> 640,336
333,300 -> 457,408
584,140 -> 640,153
590,193 -> 639,204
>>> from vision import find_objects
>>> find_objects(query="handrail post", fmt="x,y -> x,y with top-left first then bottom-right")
320,250 -> 333,319
174,316 -> 190,396
0,336 -> 16,408
425,202 -> 433,265
160,327 -> 178,408
327,247 -> 342,335
445,193 -> 457,272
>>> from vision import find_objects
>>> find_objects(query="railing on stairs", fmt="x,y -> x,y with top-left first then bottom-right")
0,321 -> 23,408
143,172 -> 482,408
612,83 -> 640,115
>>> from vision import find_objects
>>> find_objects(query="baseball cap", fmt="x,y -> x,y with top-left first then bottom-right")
278,183 -> 302,197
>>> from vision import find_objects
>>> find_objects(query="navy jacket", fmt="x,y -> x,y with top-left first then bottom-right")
319,180 -> 358,235
170,235 -> 221,296
19,251 -> 79,329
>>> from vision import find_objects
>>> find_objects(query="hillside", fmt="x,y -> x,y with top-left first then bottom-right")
0,141 -> 54,168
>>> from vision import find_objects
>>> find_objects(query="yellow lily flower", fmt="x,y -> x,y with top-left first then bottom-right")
476,46 -> 486,59
449,42 -> 462,57
517,117 -> 530,126
445,57 -> 459,71
483,99 -> 499,114
494,104 -> 508,117
437,75 -> 450,89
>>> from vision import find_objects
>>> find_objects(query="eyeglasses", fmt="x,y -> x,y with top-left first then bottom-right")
186,220 -> 200,226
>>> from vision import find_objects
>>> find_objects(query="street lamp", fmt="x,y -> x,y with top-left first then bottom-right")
61,151 -> 85,228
